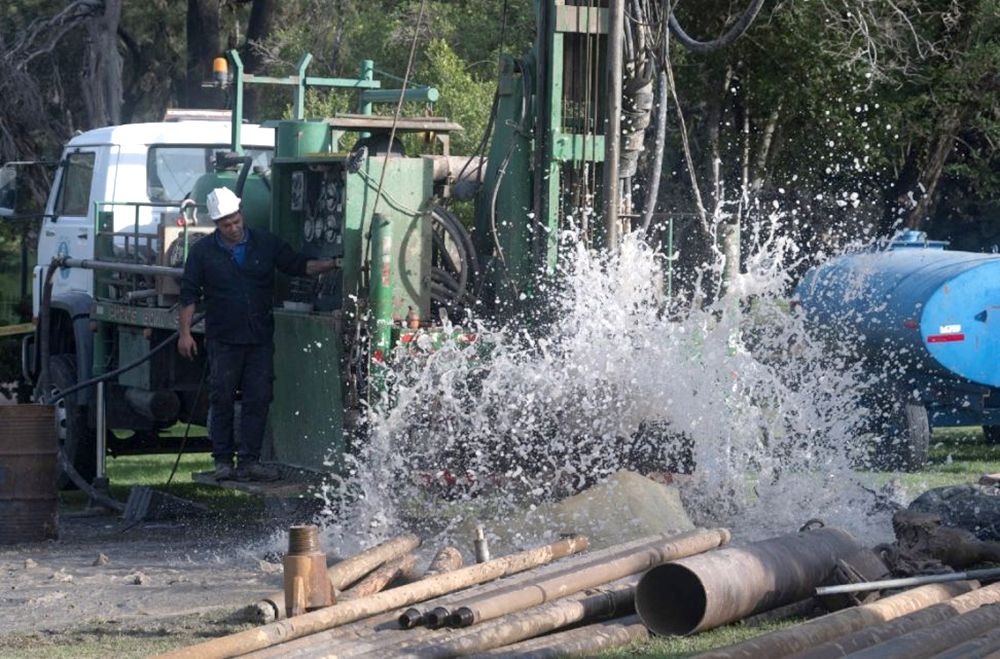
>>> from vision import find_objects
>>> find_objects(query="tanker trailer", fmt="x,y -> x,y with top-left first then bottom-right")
793,230 -> 1000,471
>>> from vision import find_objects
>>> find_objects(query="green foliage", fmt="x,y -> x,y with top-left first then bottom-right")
418,38 -> 495,154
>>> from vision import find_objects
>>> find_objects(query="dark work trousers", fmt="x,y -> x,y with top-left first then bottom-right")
207,339 -> 274,466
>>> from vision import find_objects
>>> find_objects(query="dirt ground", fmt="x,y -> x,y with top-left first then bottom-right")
0,506 -> 291,659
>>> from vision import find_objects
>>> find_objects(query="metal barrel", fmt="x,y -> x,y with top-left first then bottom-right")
688,581 -> 976,659
635,527 -> 866,636
0,405 -> 58,544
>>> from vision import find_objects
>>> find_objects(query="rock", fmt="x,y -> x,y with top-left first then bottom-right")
23,559 -> 37,570
257,559 -> 282,575
49,569 -> 73,583
909,484 -> 1000,541
127,572 -> 150,585
93,553 -> 110,566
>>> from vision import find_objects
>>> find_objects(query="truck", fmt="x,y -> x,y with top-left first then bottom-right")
3,2 -> 764,494
793,230 -> 1000,471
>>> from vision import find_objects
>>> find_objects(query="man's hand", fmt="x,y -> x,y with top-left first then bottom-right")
306,259 -> 338,277
178,333 -> 198,360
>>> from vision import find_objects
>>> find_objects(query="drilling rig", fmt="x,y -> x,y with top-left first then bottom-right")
9,1 -> 764,495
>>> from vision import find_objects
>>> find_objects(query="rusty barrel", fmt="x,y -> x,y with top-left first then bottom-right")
635,527 -> 864,635
0,405 -> 59,543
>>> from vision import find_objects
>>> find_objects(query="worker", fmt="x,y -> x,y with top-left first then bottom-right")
177,187 -> 337,482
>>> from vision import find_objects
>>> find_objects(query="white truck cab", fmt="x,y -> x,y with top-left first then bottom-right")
34,120 -> 274,317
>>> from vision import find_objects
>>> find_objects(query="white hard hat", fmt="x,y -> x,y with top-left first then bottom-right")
206,187 -> 241,221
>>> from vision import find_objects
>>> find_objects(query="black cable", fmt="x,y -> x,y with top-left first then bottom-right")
165,356 -> 209,490
668,0 -> 765,54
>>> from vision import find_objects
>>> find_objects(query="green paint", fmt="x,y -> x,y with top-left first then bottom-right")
268,311 -> 346,471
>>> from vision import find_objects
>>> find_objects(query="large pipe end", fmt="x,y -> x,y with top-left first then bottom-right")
426,606 -> 450,629
635,563 -> 707,636
398,608 -> 424,629
448,607 -> 475,628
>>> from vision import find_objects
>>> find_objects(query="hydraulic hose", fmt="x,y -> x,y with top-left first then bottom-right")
37,256 -> 205,512
668,0 -> 765,54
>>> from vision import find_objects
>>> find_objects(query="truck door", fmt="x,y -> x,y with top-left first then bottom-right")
34,145 -> 119,313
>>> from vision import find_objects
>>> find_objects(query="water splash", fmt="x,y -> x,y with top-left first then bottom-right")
317,211 -> 894,554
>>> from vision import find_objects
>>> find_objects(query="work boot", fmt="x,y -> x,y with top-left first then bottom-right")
236,462 -> 281,482
213,461 -> 235,481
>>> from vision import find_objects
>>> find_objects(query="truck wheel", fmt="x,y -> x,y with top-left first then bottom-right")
876,401 -> 930,472
49,354 -> 97,489
983,426 -> 1000,445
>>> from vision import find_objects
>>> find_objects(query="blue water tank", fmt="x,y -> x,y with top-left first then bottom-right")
794,231 -> 1000,388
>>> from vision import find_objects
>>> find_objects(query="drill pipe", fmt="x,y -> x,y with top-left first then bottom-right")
929,626 -> 1000,659
378,577 -> 639,659
686,581 -> 976,659
784,581 -> 1000,659
449,527 -> 731,628
399,547 -> 464,628
462,614 -> 648,659
636,527 -> 873,636
340,554 -> 417,601
250,533 -> 421,623
151,534 -> 588,659
834,602 -> 1000,659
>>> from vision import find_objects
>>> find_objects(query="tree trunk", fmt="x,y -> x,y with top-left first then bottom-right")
705,66 -> 733,216
80,0 -> 123,128
185,0 -> 220,108
239,0 -> 279,120
905,111 -> 961,230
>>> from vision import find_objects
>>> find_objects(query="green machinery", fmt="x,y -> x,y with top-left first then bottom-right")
58,0 -> 763,489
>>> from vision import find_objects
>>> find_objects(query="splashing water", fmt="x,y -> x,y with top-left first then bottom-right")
316,212 -> 895,556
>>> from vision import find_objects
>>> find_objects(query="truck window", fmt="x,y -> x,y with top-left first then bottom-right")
147,146 -> 273,201
54,151 -> 95,216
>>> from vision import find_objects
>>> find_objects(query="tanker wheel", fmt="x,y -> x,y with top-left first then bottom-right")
50,354 -> 97,489
983,426 -> 1000,445
875,401 -> 930,472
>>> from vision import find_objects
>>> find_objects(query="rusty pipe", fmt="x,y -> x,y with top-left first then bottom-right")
340,553 -> 416,601
835,602 -> 1000,659
931,627 -> 1000,659
283,526 -> 335,618
250,533 -> 421,623
636,527 -> 871,636
151,534 -> 588,659
399,547 -> 465,629
401,531 -> 678,631
783,581 -> 1000,659
450,527 -> 731,628
462,614 -> 648,659
381,578 -> 639,659
687,581 -> 976,659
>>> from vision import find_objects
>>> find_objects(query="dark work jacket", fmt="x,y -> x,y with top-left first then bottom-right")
179,227 -> 309,344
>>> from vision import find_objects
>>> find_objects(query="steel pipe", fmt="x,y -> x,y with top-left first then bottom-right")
688,581 -> 975,659
450,527 -> 730,628
60,256 -> 183,278
341,554 -> 416,601
463,614 -> 648,659
784,581 -> 1000,659
249,533 -> 421,623
896,625 -> 1000,659
152,534 -> 588,659
636,527 -> 872,636
816,568 -> 1000,596
399,547 -> 463,629
836,603 -> 1000,659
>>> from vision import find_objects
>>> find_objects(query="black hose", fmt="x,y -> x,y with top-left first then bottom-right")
234,156 -> 253,197
37,256 -> 205,512
668,0 -> 765,54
